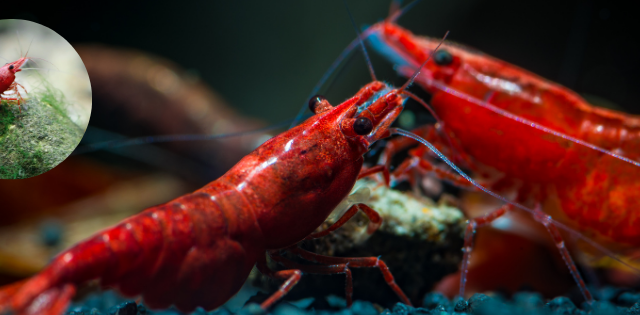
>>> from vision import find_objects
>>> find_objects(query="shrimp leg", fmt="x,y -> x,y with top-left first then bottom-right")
458,204 -> 513,298
532,205 -> 593,302
255,254 -> 303,310
304,203 -> 382,240
284,247 -> 412,306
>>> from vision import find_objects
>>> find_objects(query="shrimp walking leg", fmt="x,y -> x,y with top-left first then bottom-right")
305,203 -> 382,240
532,205 -> 593,302
458,204 -> 513,298
357,165 -> 391,186
256,255 -> 303,310
455,200 -> 593,302
1,82 -> 27,113
304,165 -> 389,239
285,247 -> 411,306
379,127 -> 478,190
267,250 -> 355,306
392,149 -> 477,190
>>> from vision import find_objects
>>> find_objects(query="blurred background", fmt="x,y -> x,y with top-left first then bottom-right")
0,0 -> 638,304
3,0 -> 639,122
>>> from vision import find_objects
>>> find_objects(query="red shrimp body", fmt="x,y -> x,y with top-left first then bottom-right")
0,81 -> 406,315
368,22 -> 640,250
0,57 -> 28,106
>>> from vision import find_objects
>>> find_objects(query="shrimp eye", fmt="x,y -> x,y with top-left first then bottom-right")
8,65 -> 14,70
308,95 -> 327,114
353,117 -> 373,135
434,50 -> 453,66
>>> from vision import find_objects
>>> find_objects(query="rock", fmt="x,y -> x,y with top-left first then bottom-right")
0,87 -> 85,179
252,179 -> 465,307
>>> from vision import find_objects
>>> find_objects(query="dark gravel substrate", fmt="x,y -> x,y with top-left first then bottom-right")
64,287 -> 640,315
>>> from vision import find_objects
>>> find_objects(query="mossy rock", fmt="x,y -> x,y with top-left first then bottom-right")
0,88 -> 85,179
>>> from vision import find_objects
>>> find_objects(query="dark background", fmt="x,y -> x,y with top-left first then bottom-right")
2,0 -> 639,125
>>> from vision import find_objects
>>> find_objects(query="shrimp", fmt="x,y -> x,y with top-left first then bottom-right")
0,57 -> 28,112
0,2 -> 628,313
0,75 -> 420,314
365,16 -> 640,301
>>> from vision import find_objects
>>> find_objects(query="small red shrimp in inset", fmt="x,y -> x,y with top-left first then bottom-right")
0,57 -> 29,112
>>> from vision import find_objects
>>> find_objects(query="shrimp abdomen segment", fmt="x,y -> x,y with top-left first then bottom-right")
11,189 -> 264,313
552,151 -> 640,246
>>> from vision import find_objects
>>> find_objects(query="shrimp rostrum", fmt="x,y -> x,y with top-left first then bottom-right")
0,79 -> 415,314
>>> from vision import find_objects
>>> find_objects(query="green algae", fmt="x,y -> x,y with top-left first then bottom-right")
0,84 -> 85,179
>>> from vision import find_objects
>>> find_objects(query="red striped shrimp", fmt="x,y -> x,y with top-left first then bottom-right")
364,2 -> 640,301
0,40 -> 423,314
0,57 -> 29,111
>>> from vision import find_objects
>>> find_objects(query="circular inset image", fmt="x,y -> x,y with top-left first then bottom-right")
0,19 -> 91,179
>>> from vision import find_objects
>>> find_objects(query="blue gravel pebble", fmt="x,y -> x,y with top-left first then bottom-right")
238,303 -> 266,315
106,301 -> 137,315
588,301 -> 620,315
627,302 -> 640,315
326,296 -> 348,309
598,287 -> 623,302
545,296 -> 577,315
289,298 -> 315,310
62,288 -> 640,315
512,292 -> 544,310
467,293 -> 491,313
619,292 -> 640,307
391,303 -> 413,315
421,292 -> 450,311
211,307 -> 234,315
273,303 -> 307,315
453,298 -> 468,313
350,301 -> 377,315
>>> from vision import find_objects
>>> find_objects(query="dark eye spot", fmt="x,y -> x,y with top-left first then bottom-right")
353,117 -> 373,135
308,95 -> 326,114
9,65 -> 14,70
434,50 -> 453,66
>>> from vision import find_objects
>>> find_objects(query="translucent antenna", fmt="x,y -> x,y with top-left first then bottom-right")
25,37 -> 34,58
399,30 -> 449,92
388,0 -> 423,23
16,31 -> 23,56
388,0 -> 403,17
74,117 -> 299,155
289,0 -> 417,129
26,57 -> 60,70
342,0 -> 376,82
288,34 -> 362,129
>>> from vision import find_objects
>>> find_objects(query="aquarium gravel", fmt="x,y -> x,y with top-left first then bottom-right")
62,287 -> 640,315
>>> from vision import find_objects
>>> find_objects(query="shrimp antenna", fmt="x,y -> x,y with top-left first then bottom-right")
399,30 -> 449,92
289,1 -> 417,129
388,0 -> 422,22
73,117 -> 300,155
288,36 -> 360,129
15,31 -> 23,57
388,0 -> 403,17
25,37 -> 34,58
342,0 -> 376,81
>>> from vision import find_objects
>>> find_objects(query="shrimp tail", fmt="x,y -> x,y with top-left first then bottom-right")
0,279 -> 75,315
1,192 -> 261,315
